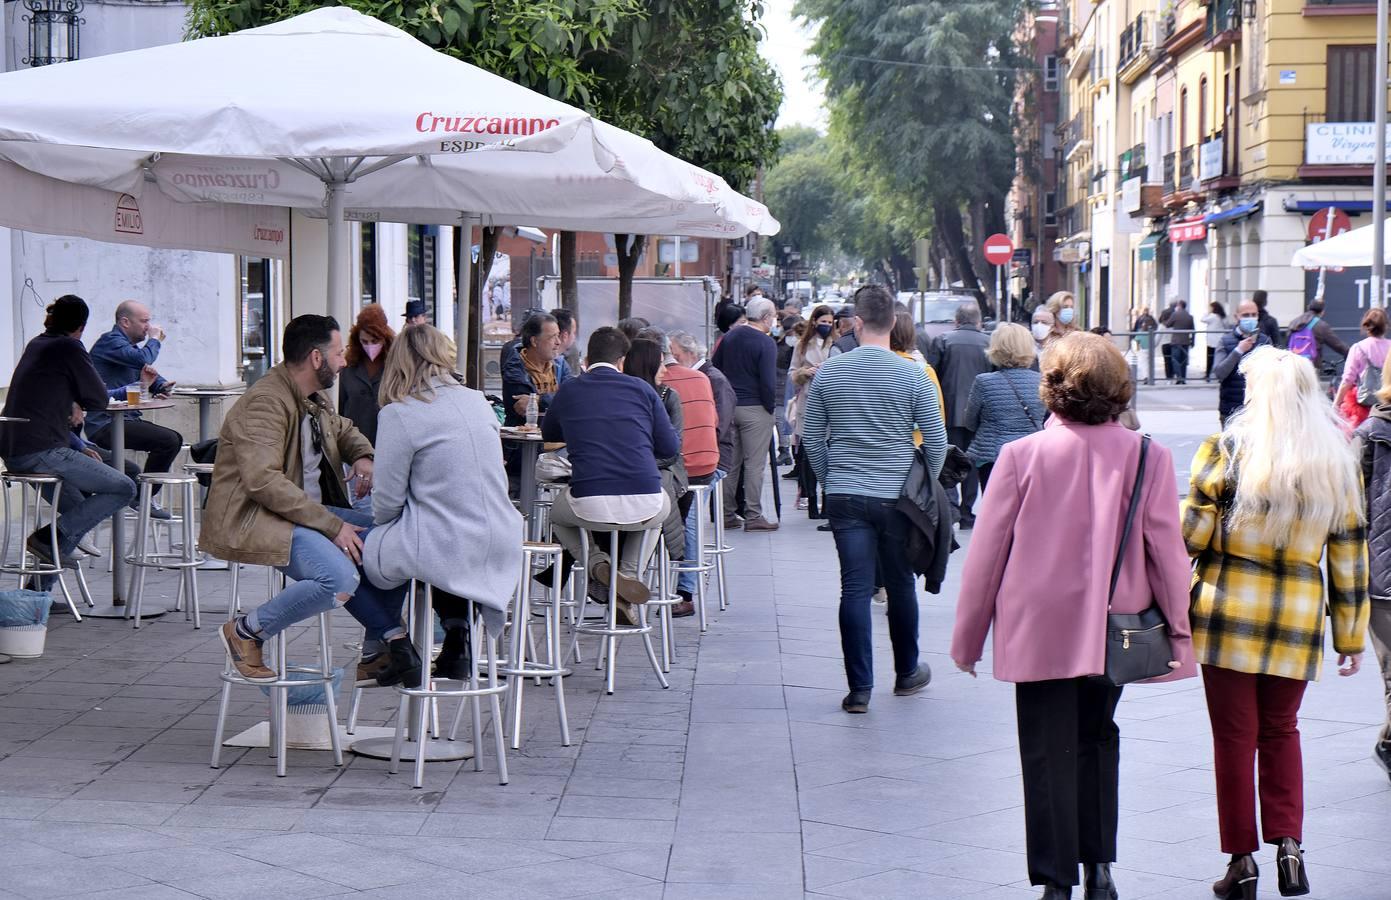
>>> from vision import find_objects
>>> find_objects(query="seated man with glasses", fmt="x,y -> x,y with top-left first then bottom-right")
200,315 -> 417,687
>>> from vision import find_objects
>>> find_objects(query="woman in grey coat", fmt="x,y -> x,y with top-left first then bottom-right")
364,324 -> 523,679
964,323 -> 1046,489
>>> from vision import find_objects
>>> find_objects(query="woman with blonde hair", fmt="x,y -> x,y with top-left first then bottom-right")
1045,290 -> 1078,340
363,324 -> 523,679
1183,347 -> 1368,899
962,323 -> 1044,488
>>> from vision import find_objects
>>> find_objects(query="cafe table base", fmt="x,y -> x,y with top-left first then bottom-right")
82,602 -> 169,620
350,734 -> 474,762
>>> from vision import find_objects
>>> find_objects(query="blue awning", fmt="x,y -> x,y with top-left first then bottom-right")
1204,202 -> 1260,225
1285,200 -> 1391,214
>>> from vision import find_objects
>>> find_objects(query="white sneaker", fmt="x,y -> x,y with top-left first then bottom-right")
873,587 -> 888,604
76,538 -> 102,557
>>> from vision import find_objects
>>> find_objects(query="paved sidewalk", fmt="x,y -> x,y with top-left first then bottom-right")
1,407 -> 1389,898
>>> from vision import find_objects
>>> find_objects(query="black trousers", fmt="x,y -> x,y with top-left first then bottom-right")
794,443 -> 820,518
946,427 -> 978,518
89,418 -> 184,495
1015,677 -> 1123,887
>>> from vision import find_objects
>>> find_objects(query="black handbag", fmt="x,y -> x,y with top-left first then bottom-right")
1095,435 -> 1172,687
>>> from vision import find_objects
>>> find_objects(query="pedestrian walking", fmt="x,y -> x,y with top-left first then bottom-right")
1202,302 -> 1232,381
711,296 -> 780,531
788,304 -> 835,517
925,302 -> 991,528
1212,299 -> 1273,427
1167,299 -> 1195,384
1357,363 -> 1391,784
890,309 -> 945,426
1333,307 -> 1390,428
1045,290 -> 1079,341
952,332 -> 1195,900
962,323 -> 1044,489
1031,306 -> 1056,358
1158,300 -> 1179,381
801,285 -> 947,714
1286,298 -> 1349,375
1252,290 -> 1283,349
1183,347 -> 1368,900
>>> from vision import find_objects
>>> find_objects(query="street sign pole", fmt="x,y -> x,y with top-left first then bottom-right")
1374,0 -> 1387,307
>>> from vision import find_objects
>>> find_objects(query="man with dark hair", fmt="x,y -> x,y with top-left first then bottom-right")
201,315 -> 413,686
85,299 -> 183,519
924,301 -> 990,528
542,327 -> 680,624
1167,299 -> 1195,385
712,296 -> 780,531
1286,296 -> 1349,372
501,312 -> 571,427
801,284 -> 947,714
1252,290 -> 1282,348
617,317 -> 651,342
1,295 -> 136,576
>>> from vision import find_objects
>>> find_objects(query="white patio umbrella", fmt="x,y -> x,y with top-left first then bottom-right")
0,7 -> 778,332
1290,223 -> 1389,269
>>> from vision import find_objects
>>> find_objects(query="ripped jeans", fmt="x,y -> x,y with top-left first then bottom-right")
245,507 -> 405,641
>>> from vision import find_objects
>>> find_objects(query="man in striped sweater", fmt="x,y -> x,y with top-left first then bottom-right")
801,284 -> 948,714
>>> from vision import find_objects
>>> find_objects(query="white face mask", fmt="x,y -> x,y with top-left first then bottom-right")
1032,323 -> 1052,342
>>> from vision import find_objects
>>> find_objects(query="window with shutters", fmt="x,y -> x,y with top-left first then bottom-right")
1327,45 -> 1375,122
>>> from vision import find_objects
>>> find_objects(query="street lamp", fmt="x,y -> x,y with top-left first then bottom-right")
22,0 -> 84,66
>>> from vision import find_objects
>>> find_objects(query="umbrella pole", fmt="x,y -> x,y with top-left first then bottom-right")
326,176 -> 350,328
1373,0 -> 1387,307
455,213 -> 474,384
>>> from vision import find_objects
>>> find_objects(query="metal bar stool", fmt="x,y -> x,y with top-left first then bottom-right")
210,566 -> 343,776
387,582 -> 508,788
574,530 -> 669,695
126,473 -> 203,629
706,478 -> 734,612
670,482 -> 715,633
1,471 -> 93,620
647,540 -> 683,673
503,541 -> 571,750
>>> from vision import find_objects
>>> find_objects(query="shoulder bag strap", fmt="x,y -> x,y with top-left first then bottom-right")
1002,371 -> 1041,430
1108,434 -> 1152,605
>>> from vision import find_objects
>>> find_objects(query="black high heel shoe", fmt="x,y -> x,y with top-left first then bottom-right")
1275,837 -> 1310,897
1083,863 -> 1118,900
1212,854 -> 1258,900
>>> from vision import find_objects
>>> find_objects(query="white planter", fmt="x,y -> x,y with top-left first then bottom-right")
0,624 -> 47,658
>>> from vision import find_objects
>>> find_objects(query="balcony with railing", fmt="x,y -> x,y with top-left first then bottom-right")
1162,151 -> 1177,195
1180,145 -> 1196,190
1205,0 -> 1242,49
1118,144 -> 1148,183
1090,165 -> 1109,197
1060,111 -> 1092,162
1117,14 -> 1156,84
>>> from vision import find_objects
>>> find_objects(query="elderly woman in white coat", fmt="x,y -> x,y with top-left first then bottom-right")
364,324 -> 523,680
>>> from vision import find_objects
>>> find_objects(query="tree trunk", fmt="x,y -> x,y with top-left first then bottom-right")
559,231 -> 579,315
465,226 -> 500,388
935,202 -> 988,314
615,233 -> 645,321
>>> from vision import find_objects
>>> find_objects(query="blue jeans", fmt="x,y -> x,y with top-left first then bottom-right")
679,470 -> 725,595
247,506 -> 406,641
4,447 -> 136,559
825,493 -> 919,692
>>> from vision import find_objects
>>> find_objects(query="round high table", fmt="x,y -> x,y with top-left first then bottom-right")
0,416 -> 29,662
501,427 -> 545,540
171,387 -> 245,442
84,398 -> 177,619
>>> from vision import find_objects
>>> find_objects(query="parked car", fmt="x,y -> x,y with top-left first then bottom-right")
901,291 -> 987,340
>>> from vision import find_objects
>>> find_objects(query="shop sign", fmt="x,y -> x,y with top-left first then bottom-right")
1169,219 -> 1207,243
1056,241 -> 1091,264
1305,123 -> 1391,166
1121,176 -> 1142,214
1199,137 -> 1224,181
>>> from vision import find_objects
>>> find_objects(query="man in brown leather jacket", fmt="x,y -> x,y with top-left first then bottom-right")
202,315 -> 416,687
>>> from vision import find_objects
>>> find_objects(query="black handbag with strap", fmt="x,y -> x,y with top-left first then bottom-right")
1094,434 -> 1172,687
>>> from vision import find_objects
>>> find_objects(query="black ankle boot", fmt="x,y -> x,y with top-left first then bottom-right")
432,622 -> 472,681
1039,884 -> 1071,900
533,550 -> 577,589
376,637 -> 423,689
1083,863 -> 1117,900
1275,838 -> 1309,897
1213,854 -> 1258,900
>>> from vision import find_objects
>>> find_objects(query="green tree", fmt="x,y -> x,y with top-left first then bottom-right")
795,0 -> 1021,307
761,128 -> 841,272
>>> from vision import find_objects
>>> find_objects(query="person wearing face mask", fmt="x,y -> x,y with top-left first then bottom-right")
1031,308 -> 1056,356
1212,299 -> 1273,426
774,317 -> 803,467
338,304 -> 395,448
1044,291 -> 1079,342
788,305 -> 837,516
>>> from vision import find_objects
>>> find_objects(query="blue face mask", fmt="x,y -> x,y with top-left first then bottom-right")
816,323 -> 833,338
1239,316 -> 1258,334
1058,308 -> 1075,325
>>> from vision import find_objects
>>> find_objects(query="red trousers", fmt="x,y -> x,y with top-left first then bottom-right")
1201,664 -> 1308,854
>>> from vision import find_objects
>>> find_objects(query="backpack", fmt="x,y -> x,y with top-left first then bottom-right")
1287,316 -> 1320,361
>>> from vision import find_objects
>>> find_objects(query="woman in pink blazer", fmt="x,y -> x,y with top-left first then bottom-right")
951,333 -> 1196,900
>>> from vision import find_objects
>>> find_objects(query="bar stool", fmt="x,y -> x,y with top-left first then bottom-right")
502,541 -> 571,750
705,478 -> 734,612
0,471 -> 94,621
210,566 -> 343,776
574,530 -> 669,695
390,582 -> 508,788
647,541 -> 684,673
126,473 -> 203,629
669,482 -> 715,633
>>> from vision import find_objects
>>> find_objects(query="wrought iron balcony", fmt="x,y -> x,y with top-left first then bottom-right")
1180,145 -> 1196,190
1163,151 -> 1177,195
1205,0 -> 1242,49
1118,144 -> 1148,182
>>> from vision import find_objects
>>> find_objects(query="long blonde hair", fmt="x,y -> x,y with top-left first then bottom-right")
1225,347 -> 1363,544
378,324 -> 464,406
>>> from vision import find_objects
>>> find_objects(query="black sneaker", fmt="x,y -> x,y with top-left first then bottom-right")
25,529 -> 75,568
841,691 -> 870,714
1375,741 -> 1391,781
957,516 -> 975,531
893,663 -> 932,696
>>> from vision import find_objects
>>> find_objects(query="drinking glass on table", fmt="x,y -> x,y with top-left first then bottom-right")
125,383 -> 141,405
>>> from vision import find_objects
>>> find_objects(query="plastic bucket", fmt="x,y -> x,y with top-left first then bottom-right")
0,624 -> 47,658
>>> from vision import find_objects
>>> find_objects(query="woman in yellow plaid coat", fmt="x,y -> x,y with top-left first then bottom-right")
1182,348 -> 1368,900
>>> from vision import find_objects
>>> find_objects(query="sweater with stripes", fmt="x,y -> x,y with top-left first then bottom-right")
801,345 -> 948,500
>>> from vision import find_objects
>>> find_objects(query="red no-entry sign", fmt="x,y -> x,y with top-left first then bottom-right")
1307,207 -> 1351,244
984,233 -> 1014,266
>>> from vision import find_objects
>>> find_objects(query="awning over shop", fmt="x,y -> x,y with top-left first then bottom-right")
1204,202 -> 1260,226
1284,200 -> 1391,215
1137,232 -> 1164,262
